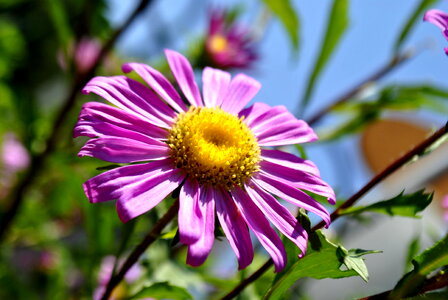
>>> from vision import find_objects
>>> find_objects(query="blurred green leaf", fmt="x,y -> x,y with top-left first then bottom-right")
46,0 -> 73,58
129,282 -> 193,300
405,236 -> 421,272
340,190 -> 433,218
265,230 -> 368,300
300,0 -> 350,111
261,0 -> 300,51
337,248 -> 381,282
406,291 -> 448,299
394,0 -> 439,52
390,234 -> 448,299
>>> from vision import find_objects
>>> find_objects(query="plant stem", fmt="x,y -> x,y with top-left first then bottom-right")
306,49 -> 414,127
220,122 -> 448,300
0,0 -> 154,244
100,199 -> 179,300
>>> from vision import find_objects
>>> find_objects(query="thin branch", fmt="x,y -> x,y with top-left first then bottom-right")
0,0 -> 154,243
221,122 -> 448,300
100,199 -> 179,300
306,49 -> 415,127
358,272 -> 448,300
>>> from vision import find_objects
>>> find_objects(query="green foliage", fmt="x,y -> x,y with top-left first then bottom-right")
300,0 -> 350,111
390,234 -> 448,299
264,230 -> 378,299
394,0 -> 439,52
323,84 -> 448,140
129,282 -> 193,300
340,190 -> 433,218
261,0 -> 300,51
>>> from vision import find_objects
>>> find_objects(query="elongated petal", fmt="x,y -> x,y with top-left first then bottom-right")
78,136 -> 170,163
202,67 -> 231,108
424,9 -> 448,39
165,49 -> 203,107
74,102 -> 167,141
246,182 -> 308,256
122,62 -> 188,113
116,167 -> 184,222
179,179 -> 203,245
216,188 -> 253,269
239,102 -> 271,127
260,160 -> 336,204
187,185 -> 215,267
253,174 -> 331,227
231,187 -> 287,272
83,76 -> 175,128
220,73 -> 261,114
261,149 -> 320,176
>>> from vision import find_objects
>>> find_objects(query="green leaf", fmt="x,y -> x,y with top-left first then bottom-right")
300,0 -> 350,111
406,291 -> 448,300
394,0 -> 439,52
390,234 -> 448,299
337,248 -> 381,282
340,190 -> 433,218
129,282 -> 193,300
405,236 -> 421,272
265,230 -> 365,300
46,0 -> 73,52
261,0 -> 300,51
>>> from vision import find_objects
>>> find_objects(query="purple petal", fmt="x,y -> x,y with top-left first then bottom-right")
78,136 -> 170,163
116,167 -> 184,222
122,62 -> 188,113
239,102 -> 271,127
260,160 -> 336,204
178,179 -> 203,245
202,67 -> 231,108
215,188 -> 254,269
83,159 -> 184,221
74,102 -> 167,141
220,73 -> 261,114
165,49 -> 203,107
82,76 -> 176,128
246,182 -> 308,257
186,185 -> 215,267
424,9 -> 448,40
253,174 -> 331,227
261,149 -> 320,176
231,187 -> 287,272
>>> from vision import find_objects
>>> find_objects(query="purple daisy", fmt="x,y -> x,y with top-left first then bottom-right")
424,9 -> 448,55
204,9 -> 257,69
74,50 -> 335,272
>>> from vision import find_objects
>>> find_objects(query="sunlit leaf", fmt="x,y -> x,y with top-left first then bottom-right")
265,230 -> 371,300
261,0 -> 300,51
129,282 -> 193,300
394,0 -> 439,52
300,0 -> 350,111
340,190 -> 433,218
390,234 -> 448,299
337,248 -> 381,282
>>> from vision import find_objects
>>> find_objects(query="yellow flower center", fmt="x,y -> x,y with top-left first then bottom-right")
209,34 -> 228,53
167,106 -> 260,189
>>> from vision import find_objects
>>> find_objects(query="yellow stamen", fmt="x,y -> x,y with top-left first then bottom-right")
209,34 -> 228,53
167,106 -> 260,189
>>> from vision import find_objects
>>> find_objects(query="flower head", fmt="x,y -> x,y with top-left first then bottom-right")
75,50 -> 335,272
424,9 -> 448,55
204,9 -> 257,69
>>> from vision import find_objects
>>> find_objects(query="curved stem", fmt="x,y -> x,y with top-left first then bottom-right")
100,199 -> 179,300
220,122 -> 448,300
0,0 -> 154,244
306,49 -> 414,127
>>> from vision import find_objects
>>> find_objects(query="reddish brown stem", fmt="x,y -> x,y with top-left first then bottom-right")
221,122 -> 448,300
0,0 -> 154,243
100,200 -> 179,300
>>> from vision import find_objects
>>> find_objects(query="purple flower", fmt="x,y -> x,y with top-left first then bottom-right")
443,195 -> 448,223
2,133 -> 30,173
75,50 -> 335,272
58,37 -> 101,74
424,9 -> 448,55
204,9 -> 257,69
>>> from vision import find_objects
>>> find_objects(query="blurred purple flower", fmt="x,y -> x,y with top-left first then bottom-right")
424,9 -> 448,55
94,256 -> 143,300
75,50 -> 335,272
442,195 -> 448,223
59,37 -> 101,74
2,133 -> 30,173
204,9 -> 257,69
